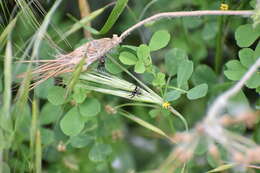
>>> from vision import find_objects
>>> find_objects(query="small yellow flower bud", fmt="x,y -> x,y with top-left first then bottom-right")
162,102 -> 170,109
220,3 -> 229,11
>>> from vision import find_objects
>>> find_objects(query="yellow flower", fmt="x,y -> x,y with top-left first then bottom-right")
162,102 -> 170,109
220,3 -> 229,11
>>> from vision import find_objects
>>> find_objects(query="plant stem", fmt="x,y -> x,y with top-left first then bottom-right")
167,86 -> 187,93
120,10 -> 253,40
215,15 -> 224,74
115,103 -> 159,109
35,130 -> 42,173
168,106 -> 188,131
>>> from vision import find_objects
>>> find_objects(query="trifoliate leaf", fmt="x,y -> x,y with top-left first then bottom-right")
235,24 -> 259,47
187,83 -> 208,100
60,107 -> 84,136
137,44 -> 150,60
149,30 -> 171,51
165,90 -> 182,101
119,51 -> 138,65
79,98 -> 101,117
70,134 -> 94,148
165,48 -> 188,76
134,60 -> 145,73
47,86 -> 66,105
224,60 -> 247,81
191,65 -> 217,87
40,103 -> 62,125
105,58 -> 123,74
239,48 -> 255,68
177,60 -> 193,88
152,72 -> 166,87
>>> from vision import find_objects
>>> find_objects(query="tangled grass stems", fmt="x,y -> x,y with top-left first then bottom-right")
78,71 -> 189,131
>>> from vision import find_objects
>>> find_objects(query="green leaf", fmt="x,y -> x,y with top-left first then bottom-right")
99,0 -> 128,34
35,78 -> 54,99
40,128 -> 54,145
224,60 -> 247,81
191,65 -> 217,87
165,48 -> 188,76
149,109 -> 160,118
79,98 -> 101,117
246,73 -> 260,88
47,86 -> 66,105
254,41 -> 260,59
60,107 -> 84,136
165,90 -> 182,101
202,22 -> 218,40
119,51 -> 138,65
70,134 -> 94,148
239,48 -> 255,68
137,44 -> 150,60
105,58 -> 123,74
40,103 -> 62,125
182,17 -> 202,29
187,83 -> 208,100
152,72 -> 166,87
149,30 -> 171,51
235,24 -> 260,47
207,164 -> 235,173
134,60 -> 145,73
89,143 -> 112,162
72,86 -> 89,104
177,60 -> 193,88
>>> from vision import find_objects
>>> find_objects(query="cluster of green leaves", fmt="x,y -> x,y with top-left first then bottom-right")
0,0 -> 259,173
224,24 -> 260,93
118,30 -> 208,104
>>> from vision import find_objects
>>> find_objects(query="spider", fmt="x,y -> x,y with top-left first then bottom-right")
97,56 -> 106,71
129,86 -> 142,98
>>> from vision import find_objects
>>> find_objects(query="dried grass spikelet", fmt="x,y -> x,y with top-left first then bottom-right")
18,34 -> 121,89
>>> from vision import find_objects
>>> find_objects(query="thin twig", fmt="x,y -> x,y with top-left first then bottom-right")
205,57 -> 260,122
119,10 -> 253,40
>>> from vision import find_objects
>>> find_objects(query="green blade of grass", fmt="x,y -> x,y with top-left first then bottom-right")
30,99 -> 38,172
99,0 -> 128,34
31,0 -> 62,58
119,110 -> 175,143
207,163 -> 235,173
35,130 -> 42,173
65,56 -> 86,97
0,17 -> 17,52
62,6 -> 109,39
1,40 -> 13,132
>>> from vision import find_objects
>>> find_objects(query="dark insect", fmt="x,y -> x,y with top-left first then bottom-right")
97,56 -> 106,71
129,86 -> 142,98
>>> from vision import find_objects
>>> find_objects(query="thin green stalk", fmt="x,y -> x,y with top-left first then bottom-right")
115,103 -> 159,109
168,106 -> 188,131
35,130 -> 42,173
214,15 -> 224,74
3,41 -> 13,130
167,86 -> 187,93
30,99 -> 38,172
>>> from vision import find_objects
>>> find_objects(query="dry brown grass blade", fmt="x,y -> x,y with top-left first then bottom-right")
78,0 -> 92,38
